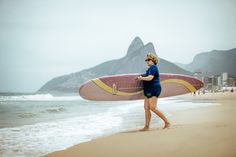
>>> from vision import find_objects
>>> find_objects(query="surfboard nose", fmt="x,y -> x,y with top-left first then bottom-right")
79,83 -> 93,100
78,84 -> 86,99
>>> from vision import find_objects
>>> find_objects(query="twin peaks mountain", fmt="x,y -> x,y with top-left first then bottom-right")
38,37 -> 191,94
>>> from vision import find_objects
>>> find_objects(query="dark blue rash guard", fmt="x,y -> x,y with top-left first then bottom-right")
143,65 -> 162,98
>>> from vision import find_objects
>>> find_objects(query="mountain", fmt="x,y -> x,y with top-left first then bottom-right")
38,37 -> 191,94
181,48 -> 236,76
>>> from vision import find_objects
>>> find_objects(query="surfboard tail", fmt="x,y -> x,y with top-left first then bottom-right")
160,74 -> 204,98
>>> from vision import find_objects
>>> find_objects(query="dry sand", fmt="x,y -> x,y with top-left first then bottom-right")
43,92 -> 236,157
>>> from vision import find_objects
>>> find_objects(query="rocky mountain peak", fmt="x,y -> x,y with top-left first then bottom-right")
127,36 -> 144,55
142,42 -> 156,55
183,48 -> 236,76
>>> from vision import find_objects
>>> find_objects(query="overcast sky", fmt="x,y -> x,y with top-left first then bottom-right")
0,0 -> 236,92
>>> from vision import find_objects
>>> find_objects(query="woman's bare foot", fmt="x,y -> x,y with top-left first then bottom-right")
139,126 -> 150,131
163,123 -> 171,129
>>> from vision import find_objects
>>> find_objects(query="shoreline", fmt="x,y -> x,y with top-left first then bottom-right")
43,92 -> 236,157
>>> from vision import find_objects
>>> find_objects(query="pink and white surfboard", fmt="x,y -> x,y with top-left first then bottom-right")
79,73 -> 204,101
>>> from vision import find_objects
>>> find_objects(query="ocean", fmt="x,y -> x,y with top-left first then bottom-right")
0,93 -> 218,157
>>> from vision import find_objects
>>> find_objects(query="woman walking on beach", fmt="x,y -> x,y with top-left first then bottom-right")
137,53 -> 170,131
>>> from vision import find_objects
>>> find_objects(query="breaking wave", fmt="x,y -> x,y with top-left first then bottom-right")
0,94 -> 82,101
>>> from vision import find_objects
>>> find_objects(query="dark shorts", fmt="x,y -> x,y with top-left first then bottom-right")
144,86 -> 162,99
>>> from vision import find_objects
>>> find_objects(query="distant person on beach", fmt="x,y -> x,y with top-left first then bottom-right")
137,53 -> 170,131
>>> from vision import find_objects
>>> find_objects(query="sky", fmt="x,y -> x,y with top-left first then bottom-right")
0,0 -> 236,92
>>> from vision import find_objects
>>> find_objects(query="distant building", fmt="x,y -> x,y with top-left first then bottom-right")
194,70 -> 204,82
222,72 -> 228,87
202,72 -> 236,91
217,76 -> 222,87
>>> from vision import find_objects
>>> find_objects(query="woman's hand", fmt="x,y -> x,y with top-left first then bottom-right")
137,75 -> 154,81
137,76 -> 143,81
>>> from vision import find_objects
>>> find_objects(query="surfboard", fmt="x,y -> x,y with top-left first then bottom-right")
79,73 -> 204,101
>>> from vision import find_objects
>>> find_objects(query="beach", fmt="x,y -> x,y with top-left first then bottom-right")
43,92 -> 236,157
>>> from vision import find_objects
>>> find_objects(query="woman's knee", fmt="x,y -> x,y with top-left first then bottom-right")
144,105 -> 150,111
148,97 -> 157,111
149,105 -> 156,112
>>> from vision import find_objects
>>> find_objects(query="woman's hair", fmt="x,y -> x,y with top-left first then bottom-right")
146,53 -> 159,65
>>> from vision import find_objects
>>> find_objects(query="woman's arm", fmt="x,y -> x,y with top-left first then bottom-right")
137,75 -> 154,81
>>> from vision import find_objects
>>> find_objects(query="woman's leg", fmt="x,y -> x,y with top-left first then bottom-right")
149,96 -> 171,129
140,97 -> 151,131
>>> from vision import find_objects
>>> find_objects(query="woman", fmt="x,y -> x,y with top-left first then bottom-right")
137,53 -> 170,131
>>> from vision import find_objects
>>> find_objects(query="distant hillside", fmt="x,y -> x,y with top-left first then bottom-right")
38,37 -> 191,94
180,48 -> 236,76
